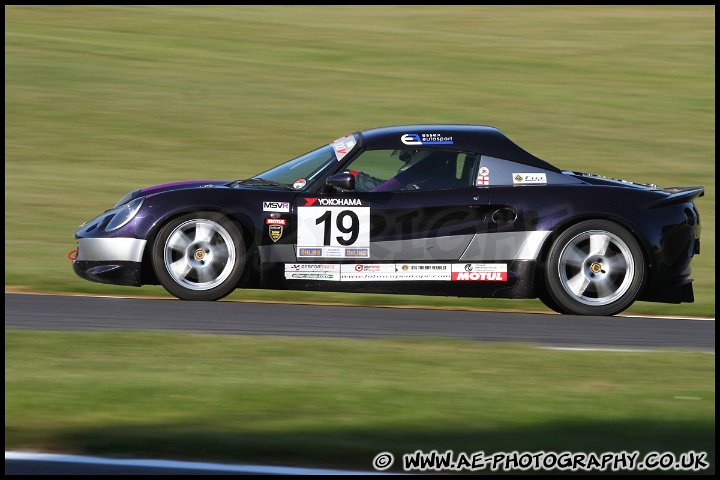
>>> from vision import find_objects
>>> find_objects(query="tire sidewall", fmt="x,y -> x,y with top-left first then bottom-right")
152,212 -> 246,301
544,220 -> 645,316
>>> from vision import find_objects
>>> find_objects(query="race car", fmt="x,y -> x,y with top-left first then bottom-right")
71,124 -> 703,316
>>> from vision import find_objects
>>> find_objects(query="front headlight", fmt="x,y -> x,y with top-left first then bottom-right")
105,196 -> 145,232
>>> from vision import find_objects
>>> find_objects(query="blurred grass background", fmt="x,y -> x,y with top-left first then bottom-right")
4,5 -> 714,317
5,330 -> 715,473
4,6 -> 716,473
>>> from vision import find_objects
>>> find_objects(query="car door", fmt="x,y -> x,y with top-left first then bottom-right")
293,151 -> 492,263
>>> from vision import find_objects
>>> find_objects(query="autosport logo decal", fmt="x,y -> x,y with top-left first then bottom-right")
401,133 -> 454,146
451,263 -> 508,281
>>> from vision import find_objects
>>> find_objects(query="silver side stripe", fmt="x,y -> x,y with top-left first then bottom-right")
77,238 -> 146,262
262,231 -> 551,263
460,231 -> 550,261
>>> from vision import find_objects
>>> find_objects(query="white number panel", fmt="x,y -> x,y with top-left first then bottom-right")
296,198 -> 370,258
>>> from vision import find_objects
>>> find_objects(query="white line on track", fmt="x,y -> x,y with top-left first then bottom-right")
5,451 -> 387,475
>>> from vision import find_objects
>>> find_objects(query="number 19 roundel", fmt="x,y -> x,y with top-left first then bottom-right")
296,197 -> 370,258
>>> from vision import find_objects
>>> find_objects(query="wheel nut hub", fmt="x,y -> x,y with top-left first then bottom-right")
590,262 -> 602,273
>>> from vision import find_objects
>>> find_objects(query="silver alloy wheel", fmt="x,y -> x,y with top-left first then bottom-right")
556,229 -> 635,306
163,218 -> 236,291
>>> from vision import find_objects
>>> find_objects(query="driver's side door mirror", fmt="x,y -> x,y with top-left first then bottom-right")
324,173 -> 355,192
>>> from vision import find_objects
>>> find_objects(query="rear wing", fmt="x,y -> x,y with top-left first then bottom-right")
650,186 -> 704,208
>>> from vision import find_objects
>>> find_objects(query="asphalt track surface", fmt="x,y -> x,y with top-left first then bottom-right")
5,292 -> 715,474
4,292 -> 715,351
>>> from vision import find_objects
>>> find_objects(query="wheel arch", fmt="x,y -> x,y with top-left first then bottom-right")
140,207 -> 260,288
533,214 -> 652,300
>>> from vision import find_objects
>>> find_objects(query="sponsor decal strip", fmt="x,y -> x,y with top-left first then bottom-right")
283,263 -> 509,282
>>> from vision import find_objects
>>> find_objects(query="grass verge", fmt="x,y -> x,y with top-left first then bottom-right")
5,330 -> 715,473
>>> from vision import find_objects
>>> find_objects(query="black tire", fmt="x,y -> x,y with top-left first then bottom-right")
543,220 -> 645,316
152,212 -> 246,301
538,291 -> 571,315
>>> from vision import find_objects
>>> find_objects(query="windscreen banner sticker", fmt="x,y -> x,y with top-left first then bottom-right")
401,133 -> 454,146
297,198 -> 370,258
451,263 -> 508,281
512,173 -> 547,184
331,136 -> 357,161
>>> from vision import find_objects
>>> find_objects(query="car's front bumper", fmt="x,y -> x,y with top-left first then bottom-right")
72,238 -> 147,287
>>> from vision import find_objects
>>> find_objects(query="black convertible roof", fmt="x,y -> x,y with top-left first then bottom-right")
356,124 -> 561,173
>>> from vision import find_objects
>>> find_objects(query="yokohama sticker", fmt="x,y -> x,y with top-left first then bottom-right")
451,263 -> 508,281
297,197 -> 370,258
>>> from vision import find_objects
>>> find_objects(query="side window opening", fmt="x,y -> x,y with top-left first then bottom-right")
344,149 -> 479,192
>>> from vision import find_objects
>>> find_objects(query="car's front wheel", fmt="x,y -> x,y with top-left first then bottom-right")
152,212 -> 246,301
542,220 -> 645,316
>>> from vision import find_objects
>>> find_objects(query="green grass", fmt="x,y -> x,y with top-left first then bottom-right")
4,6 -> 716,473
4,5 -> 715,317
5,330 -> 715,473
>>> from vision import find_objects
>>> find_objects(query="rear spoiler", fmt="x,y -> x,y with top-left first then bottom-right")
650,186 -> 704,208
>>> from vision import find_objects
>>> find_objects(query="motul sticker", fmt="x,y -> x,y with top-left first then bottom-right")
451,263 -> 508,281
265,218 -> 287,225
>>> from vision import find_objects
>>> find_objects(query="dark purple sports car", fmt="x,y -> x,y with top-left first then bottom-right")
71,124 -> 703,316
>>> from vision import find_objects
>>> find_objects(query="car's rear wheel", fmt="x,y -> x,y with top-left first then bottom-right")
152,212 -> 246,301
543,220 -> 645,316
